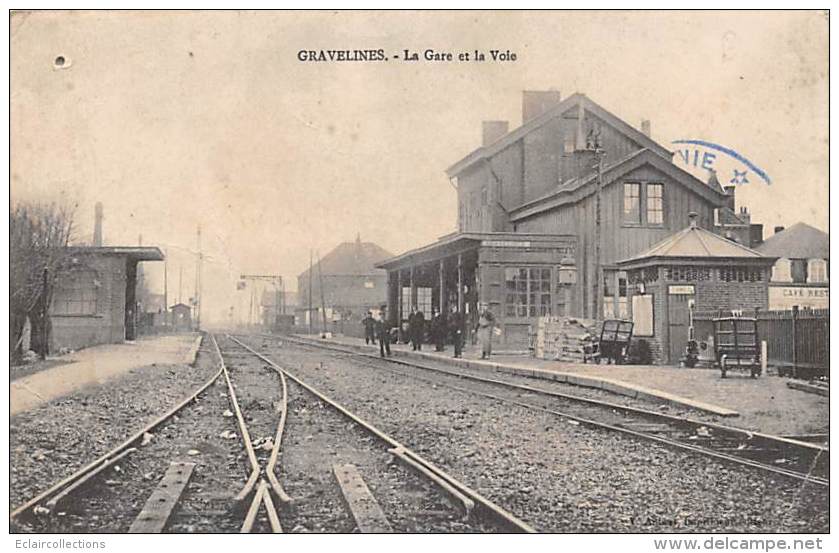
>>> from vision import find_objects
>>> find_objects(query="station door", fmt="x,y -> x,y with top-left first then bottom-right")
667,287 -> 695,364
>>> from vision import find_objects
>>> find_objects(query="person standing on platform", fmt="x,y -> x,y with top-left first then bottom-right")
411,309 -> 426,351
375,306 -> 392,357
475,303 -> 497,359
431,309 -> 446,351
362,311 -> 376,345
448,304 -> 464,358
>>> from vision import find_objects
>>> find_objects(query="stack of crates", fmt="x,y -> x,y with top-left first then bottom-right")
534,316 -> 597,361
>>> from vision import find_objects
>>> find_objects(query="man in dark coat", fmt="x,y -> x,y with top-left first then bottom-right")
410,309 -> 426,351
375,306 -> 392,358
362,311 -> 376,345
447,305 -> 464,358
431,309 -> 446,351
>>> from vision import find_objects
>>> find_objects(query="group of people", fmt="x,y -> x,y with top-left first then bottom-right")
361,303 -> 497,359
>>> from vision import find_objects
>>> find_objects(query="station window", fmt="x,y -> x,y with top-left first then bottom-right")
623,183 -> 641,224
52,269 -> 98,315
646,183 -> 664,225
505,267 -> 552,317
416,287 -> 432,316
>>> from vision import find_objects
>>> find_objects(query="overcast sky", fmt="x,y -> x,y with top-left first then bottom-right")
11,11 -> 828,324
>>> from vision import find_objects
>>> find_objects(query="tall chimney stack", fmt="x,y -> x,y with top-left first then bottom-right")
93,202 -> 103,247
723,184 -> 736,211
522,89 -> 561,123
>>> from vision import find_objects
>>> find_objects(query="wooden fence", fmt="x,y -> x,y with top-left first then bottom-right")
692,307 -> 829,379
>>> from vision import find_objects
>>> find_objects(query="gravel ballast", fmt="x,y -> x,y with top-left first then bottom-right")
246,336 -> 828,533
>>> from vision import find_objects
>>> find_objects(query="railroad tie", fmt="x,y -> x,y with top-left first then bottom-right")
332,464 -> 393,533
128,461 -> 196,533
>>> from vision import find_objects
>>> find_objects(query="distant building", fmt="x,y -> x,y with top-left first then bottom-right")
757,223 -> 829,310
170,303 -> 193,331
49,246 -> 164,350
297,235 -> 392,334
260,289 -> 298,326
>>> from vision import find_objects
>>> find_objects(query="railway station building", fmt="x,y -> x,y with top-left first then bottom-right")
49,246 -> 165,351
377,91 -> 765,352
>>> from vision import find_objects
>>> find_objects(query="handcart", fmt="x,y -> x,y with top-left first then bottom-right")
584,319 -> 634,364
713,316 -> 761,378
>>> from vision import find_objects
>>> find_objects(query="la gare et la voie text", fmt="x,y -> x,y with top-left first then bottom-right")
296,48 -> 517,62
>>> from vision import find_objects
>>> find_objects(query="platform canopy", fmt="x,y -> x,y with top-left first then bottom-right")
67,246 -> 165,262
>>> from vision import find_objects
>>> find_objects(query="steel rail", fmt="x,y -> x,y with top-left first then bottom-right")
10,335 -> 222,521
279,335 -> 828,488
278,334 -> 827,456
211,334 -> 293,506
228,335 -> 537,533
208,334 -> 262,504
265,368 -> 293,504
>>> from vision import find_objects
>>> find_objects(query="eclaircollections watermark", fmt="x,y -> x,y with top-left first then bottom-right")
672,139 -> 771,186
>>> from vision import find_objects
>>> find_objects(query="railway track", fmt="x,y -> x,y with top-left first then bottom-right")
9,334 -> 224,529
11,331 -> 534,533
256,333 -> 828,489
223,334 -> 535,533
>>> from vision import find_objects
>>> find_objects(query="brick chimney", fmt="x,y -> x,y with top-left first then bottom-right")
641,119 -> 651,137
482,120 -> 509,147
723,183 -> 736,211
522,90 -> 561,123
93,202 -> 103,246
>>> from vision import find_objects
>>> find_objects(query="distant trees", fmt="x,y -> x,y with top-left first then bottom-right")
9,201 -> 76,363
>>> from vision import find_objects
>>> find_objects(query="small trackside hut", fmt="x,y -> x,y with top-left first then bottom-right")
375,232 -> 577,350
616,213 -> 776,365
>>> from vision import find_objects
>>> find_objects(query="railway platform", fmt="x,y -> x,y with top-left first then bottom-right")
10,333 -> 201,416
293,333 -> 828,438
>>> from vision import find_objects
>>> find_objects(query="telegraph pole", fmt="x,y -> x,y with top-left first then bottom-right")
317,250 -> 328,335
195,225 -> 202,330
308,250 -> 313,335
587,126 -> 605,320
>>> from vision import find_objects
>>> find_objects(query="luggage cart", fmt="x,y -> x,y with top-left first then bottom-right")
713,316 -> 761,378
584,319 -> 634,364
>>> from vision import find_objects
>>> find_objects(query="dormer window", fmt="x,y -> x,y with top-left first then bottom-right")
808,259 -> 828,283
771,258 -> 792,282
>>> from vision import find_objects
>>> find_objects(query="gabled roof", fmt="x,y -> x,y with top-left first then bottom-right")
299,239 -> 393,279
618,221 -> 774,268
509,149 -> 729,222
446,93 -> 672,178
756,222 -> 829,260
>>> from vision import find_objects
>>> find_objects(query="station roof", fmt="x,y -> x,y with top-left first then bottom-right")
376,231 -> 575,271
446,92 -> 672,178
67,246 -> 165,262
617,219 -> 775,269
756,222 -> 829,260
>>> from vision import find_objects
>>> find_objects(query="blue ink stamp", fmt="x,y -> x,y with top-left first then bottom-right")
672,139 -> 771,186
